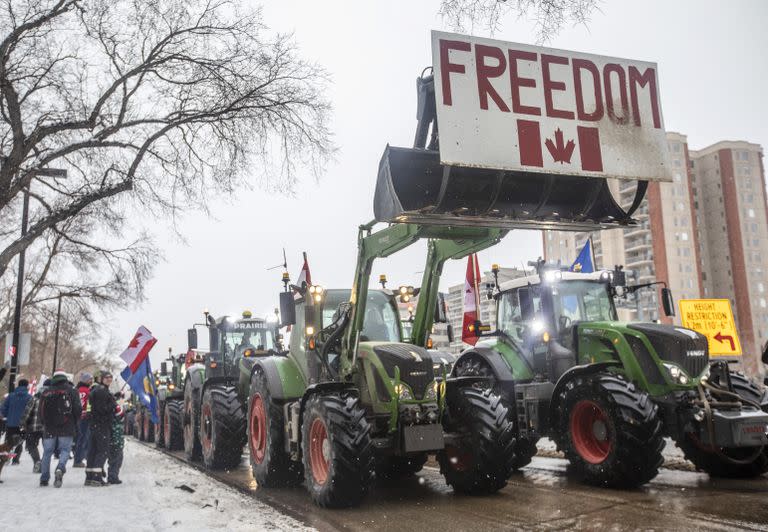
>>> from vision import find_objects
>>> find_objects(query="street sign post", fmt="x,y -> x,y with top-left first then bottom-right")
431,30 -> 672,182
679,299 -> 742,357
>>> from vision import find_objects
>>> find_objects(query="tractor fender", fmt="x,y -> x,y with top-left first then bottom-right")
452,347 -> 517,398
248,356 -> 306,402
548,360 -> 622,429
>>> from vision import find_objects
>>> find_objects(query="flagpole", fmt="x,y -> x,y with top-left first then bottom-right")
589,235 -> 597,270
472,254 -> 481,322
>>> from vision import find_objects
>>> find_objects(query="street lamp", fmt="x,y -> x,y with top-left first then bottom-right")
51,292 -> 76,374
8,166 -> 67,392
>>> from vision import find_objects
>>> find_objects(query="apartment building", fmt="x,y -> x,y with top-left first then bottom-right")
544,133 -> 767,375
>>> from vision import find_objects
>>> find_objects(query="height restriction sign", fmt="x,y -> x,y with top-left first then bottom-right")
679,299 -> 742,357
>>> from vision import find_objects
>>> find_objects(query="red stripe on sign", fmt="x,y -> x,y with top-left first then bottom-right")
577,126 -> 603,172
517,120 -> 543,167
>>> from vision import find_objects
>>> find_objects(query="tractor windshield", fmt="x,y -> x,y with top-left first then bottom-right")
222,326 -> 275,357
322,289 -> 401,342
551,281 -> 618,326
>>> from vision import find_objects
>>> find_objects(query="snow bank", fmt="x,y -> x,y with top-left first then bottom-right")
1,440 -> 311,532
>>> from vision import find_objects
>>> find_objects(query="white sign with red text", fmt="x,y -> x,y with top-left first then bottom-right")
432,31 -> 672,181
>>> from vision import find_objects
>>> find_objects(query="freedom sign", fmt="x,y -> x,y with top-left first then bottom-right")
432,31 -> 672,181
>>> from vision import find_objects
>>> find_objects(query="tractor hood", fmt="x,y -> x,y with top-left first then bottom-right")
627,323 -> 709,378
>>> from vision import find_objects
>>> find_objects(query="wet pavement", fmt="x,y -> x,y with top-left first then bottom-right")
150,445 -> 768,531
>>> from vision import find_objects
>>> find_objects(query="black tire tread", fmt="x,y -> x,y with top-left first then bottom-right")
201,385 -> 246,470
165,399 -> 185,451
183,380 -> 202,461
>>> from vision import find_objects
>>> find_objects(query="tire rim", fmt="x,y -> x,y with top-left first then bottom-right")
164,408 -> 171,446
202,403 -> 212,452
309,417 -> 330,485
250,394 -> 267,464
445,445 -> 472,472
570,400 -> 612,464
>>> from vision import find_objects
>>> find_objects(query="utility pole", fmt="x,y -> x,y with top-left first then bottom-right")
8,167 -> 68,392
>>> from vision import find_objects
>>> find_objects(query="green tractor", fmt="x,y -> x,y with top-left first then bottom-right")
445,261 -> 768,485
244,223 -> 517,508
155,349 -> 185,450
183,311 -> 278,469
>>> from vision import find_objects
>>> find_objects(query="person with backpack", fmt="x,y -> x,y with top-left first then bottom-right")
21,382 -> 45,473
39,370 -> 81,487
1,378 -> 32,465
72,372 -> 93,468
85,371 -> 116,486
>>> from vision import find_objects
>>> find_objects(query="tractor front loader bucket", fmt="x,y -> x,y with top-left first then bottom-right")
374,146 -> 647,232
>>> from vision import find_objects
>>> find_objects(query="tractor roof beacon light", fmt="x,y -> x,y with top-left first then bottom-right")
242,310 -> 253,319
379,274 -> 388,288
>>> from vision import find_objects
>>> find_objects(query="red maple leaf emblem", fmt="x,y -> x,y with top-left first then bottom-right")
128,332 -> 143,349
545,128 -> 576,164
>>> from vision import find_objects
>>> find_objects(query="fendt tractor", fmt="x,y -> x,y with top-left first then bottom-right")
444,261 -> 768,486
154,350 -> 185,450
183,311 -> 279,469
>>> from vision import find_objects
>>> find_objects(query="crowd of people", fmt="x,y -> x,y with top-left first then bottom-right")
0,365 -> 126,488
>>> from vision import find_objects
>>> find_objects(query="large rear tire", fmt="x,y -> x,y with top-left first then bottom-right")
437,387 -> 516,494
454,354 -> 539,470
155,401 -> 166,448
164,400 -> 184,451
248,371 -> 302,487
556,372 -> 664,488
677,372 -> 768,478
375,453 -> 428,480
302,393 -> 374,508
143,409 -> 155,443
200,385 -> 246,470
183,380 -> 202,461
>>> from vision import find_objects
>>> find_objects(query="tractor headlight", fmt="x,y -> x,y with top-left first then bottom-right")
168,384 -> 175,391
424,381 -> 438,401
394,384 -> 413,401
663,362 -> 690,385
543,270 -> 562,283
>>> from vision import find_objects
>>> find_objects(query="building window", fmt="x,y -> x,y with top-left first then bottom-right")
748,209 -> 755,218
674,173 -> 681,182
761,298 -> 767,309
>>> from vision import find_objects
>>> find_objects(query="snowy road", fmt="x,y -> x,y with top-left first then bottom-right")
0,440 -> 310,532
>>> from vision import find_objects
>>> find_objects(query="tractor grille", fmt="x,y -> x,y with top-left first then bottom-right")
628,323 -> 709,378
625,334 -> 666,386
372,344 -> 434,400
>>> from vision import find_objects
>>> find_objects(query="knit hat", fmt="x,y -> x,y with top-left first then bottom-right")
79,371 -> 93,383
52,369 -> 68,383
18,378 -> 29,387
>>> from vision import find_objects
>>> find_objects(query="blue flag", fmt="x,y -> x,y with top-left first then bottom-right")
571,239 -> 594,273
121,357 -> 159,424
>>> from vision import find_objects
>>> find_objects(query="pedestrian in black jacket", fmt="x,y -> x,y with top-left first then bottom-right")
85,371 -> 116,486
39,372 -> 81,487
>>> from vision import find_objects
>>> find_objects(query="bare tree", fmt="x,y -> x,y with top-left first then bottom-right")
0,0 -> 333,280
439,0 -> 600,42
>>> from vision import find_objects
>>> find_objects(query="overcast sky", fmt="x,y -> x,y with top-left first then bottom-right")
109,0 -> 768,364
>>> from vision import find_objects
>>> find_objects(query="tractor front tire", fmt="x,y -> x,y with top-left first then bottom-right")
200,386 -> 246,470
677,372 -> 768,478
164,400 -> 184,451
183,380 -> 202,461
556,372 -> 664,488
438,387 -> 516,494
302,393 -> 374,508
155,401 -> 165,448
248,371 -> 303,487
375,453 -> 428,480
143,410 -> 155,443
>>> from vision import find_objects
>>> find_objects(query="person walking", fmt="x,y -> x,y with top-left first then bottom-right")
1,378 -> 32,465
85,371 -> 116,486
21,383 -> 45,473
72,372 -> 93,467
39,371 -> 81,487
107,400 -> 125,485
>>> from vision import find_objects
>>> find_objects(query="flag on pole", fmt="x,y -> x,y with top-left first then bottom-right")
119,326 -> 159,423
571,239 -> 595,273
297,251 -> 312,289
461,254 -> 482,346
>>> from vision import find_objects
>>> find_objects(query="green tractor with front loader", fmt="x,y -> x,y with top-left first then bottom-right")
183,311 -> 279,469
244,226 -> 517,508
154,349 -> 185,450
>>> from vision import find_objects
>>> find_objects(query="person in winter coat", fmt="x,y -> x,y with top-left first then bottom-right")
1,378 -> 32,465
85,371 -> 116,486
73,372 -> 93,467
108,400 -> 125,484
21,385 -> 44,473
39,371 -> 81,487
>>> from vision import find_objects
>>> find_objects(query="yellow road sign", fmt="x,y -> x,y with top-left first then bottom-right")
679,299 -> 741,356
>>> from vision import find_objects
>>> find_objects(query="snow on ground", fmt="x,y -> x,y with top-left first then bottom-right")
1,440 -> 311,532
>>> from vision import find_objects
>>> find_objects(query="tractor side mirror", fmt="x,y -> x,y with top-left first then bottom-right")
761,341 -> 768,365
279,292 -> 296,327
434,293 -> 448,324
446,323 -> 454,344
160,362 -> 168,376
612,265 -> 626,288
171,365 -> 179,385
661,288 -> 675,317
187,328 -> 198,350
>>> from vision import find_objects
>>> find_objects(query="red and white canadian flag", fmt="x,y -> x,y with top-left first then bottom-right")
297,251 -> 312,289
461,254 -> 482,346
120,326 -> 157,375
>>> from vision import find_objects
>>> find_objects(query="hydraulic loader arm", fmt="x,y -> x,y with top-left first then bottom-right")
410,229 -> 507,347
